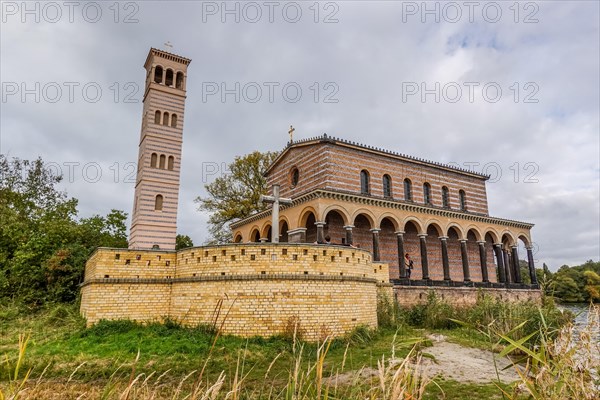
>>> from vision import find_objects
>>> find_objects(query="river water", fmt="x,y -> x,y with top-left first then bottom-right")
558,303 -> 598,333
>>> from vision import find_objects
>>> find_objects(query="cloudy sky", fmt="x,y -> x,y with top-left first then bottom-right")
1,1 -> 598,270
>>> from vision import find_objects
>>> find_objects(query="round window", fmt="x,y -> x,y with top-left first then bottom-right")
291,167 -> 300,187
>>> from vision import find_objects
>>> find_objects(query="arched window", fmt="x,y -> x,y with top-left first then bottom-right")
176,72 -> 184,89
150,153 -> 158,168
154,195 -> 163,211
162,112 -> 169,126
159,154 -> 166,169
442,186 -> 450,208
403,178 -> 412,201
154,110 -> 161,124
154,66 -> 163,84
167,156 -> 174,171
171,114 -> 177,128
291,167 -> 299,187
165,69 -> 174,86
459,190 -> 467,211
383,174 -> 392,198
360,170 -> 370,195
423,182 -> 432,204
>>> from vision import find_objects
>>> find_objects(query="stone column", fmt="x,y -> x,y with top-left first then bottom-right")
503,249 -> 512,283
371,228 -> 381,262
396,231 -> 406,278
439,236 -> 451,281
493,244 -> 506,283
344,225 -> 354,246
526,245 -> 538,285
287,228 -> 307,243
477,241 -> 489,282
460,239 -> 471,282
511,246 -> 522,283
418,234 -> 429,280
315,221 -> 326,243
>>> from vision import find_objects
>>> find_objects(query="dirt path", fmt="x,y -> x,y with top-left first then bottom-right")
329,334 -> 520,385
420,334 -> 520,383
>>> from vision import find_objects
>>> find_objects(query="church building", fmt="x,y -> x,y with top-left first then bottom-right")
231,136 -> 539,288
80,48 -> 540,341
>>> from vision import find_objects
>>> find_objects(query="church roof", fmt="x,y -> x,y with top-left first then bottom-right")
264,134 -> 490,180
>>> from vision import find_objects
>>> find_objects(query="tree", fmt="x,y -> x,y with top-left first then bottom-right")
195,151 -> 279,243
545,260 -> 600,303
551,275 -> 585,303
583,270 -> 600,301
176,234 -> 194,250
0,155 -> 129,305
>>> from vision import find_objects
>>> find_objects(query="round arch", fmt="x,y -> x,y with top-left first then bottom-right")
517,233 -> 531,247
483,228 -> 501,244
153,65 -> 164,83
401,216 -> 424,234
465,225 -> 483,242
322,205 -> 351,225
501,231 -> 517,247
424,218 -> 444,236
278,215 -> 291,231
376,213 -> 401,231
445,223 -> 465,240
351,209 -> 377,228
260,221 -> 272,239
298,206 -> 318,227
249,227 -> 261,243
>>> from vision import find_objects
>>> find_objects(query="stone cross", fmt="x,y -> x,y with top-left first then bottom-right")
288,125 -> 295,142
260,184 -> 292,243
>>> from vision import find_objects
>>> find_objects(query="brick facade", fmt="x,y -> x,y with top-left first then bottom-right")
129,48 -> 191,251
80,245 -> 388,340
265,138 -> 489,215
232,136 -> 537,286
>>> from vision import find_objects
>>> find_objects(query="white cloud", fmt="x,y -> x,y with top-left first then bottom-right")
1,1 -> 598,270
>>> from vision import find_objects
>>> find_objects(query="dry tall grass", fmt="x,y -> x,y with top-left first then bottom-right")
500,304 -> 600,400
0,332 -> 432,400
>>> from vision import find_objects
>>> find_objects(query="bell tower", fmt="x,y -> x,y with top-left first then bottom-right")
129,48 -> 191,250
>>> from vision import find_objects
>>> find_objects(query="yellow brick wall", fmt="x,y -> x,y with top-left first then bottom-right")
80,244 -> 382,340
80,282 -> 171,323
175,244 -> 389,283
170,279 -> 377,340
84,248 -> 177,280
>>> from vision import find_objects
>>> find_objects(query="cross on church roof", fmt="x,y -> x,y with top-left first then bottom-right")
288,125 -> 295,143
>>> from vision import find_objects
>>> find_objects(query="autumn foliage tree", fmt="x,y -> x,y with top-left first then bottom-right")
544,260 -> 600,303
195,151 -> 279,243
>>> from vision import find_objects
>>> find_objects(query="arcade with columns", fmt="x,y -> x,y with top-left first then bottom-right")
231,136 -> 539,288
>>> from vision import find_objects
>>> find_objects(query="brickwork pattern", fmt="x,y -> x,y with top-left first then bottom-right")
267,141 -> 490,215
80,245 -> 388,341
129,49 -> 190,250
394,286 -> 543,308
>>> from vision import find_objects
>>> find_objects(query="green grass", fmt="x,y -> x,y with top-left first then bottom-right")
0,302 -> 418,385
3,298 -> 580,399
424,378 -> 523,400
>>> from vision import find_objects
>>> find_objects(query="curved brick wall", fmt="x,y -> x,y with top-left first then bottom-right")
80,244 -> 388,340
